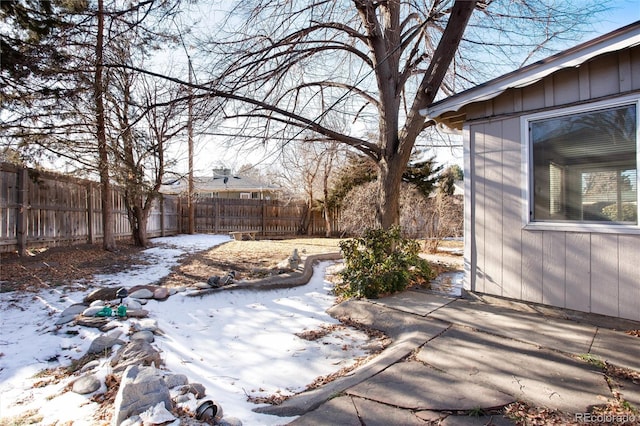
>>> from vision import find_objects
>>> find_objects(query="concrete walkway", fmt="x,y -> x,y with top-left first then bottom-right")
255,289 -> 640,425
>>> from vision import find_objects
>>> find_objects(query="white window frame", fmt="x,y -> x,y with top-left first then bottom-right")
521,94 -> 640,234
239,192 -> 251,199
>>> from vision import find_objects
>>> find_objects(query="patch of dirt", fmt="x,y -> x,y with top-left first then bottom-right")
0,242 -> 145,292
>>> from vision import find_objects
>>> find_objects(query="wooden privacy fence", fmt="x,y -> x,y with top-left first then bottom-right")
183,197 -> 333,236
0,164 -> 180,253
0,163 -> 336,254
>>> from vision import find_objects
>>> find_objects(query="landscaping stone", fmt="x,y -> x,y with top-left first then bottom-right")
55,314 -> 77,325
82,306 -> 106,317
153,287 -> 169,300
218,416 -> 243,426
138,402 -> 175,424
75,316 -> 110,329
84,287 -> 118,304
124,298 -> 142,310
163,373 -> 188,389
87,330 -> 124,354
130,330 -> 154,343
59,303 -> 87,317
124,309 -> 148,318
72,374 -> 101,395
174,394 -> 191,404
128,288 -> 154,299
131,318 -> 159,333
180,382 -> 206,399
110,340 -> 162,373
113,365 -> 173,426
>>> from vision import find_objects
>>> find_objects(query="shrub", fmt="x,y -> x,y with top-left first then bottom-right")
336,226 -> 433,299
602,202 -> 637,222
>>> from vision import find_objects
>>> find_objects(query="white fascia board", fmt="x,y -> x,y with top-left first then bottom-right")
421,23 -> 640,120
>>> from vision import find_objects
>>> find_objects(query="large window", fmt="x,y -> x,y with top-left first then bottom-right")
529,102 -> 638,225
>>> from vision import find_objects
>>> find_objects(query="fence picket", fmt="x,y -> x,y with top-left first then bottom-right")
0,163 -> 338,253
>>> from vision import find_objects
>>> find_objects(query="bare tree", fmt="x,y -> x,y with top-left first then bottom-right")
196,0 -> 607,229
1,0 -> 185,250
277,138 -> 346,235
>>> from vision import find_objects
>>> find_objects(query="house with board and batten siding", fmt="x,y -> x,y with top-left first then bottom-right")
423,21 -> 640,321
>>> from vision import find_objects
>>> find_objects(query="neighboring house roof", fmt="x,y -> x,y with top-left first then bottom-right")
422,21 -> 640,128
161,171 -> 281,195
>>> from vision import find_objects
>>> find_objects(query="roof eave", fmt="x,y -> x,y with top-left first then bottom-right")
421,21 -> 640,124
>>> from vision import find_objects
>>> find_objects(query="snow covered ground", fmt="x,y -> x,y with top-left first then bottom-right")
0,234 -> 377,425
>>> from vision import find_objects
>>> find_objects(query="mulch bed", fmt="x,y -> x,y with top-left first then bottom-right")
0,242 -> 145,292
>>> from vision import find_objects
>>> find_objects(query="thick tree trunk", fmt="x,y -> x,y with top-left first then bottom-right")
125,193 -> 152,247
95,0 -> 115,251
373,0 -> 477,230
375,152 -> 411,229
132,207 -> 149,247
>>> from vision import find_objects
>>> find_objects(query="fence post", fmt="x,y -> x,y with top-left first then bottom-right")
160,194 -> 165,237
87,183 -> 95,244
16,167 -> 28,256
215,199 -> 220,233
262,201 -> 267,236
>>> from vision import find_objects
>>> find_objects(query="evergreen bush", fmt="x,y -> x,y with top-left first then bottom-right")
336,226 -> 433,299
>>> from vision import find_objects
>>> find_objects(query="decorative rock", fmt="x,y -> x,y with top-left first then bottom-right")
87,330 -> 124,354
129,284 -> 156,293
75,316 -> 110,329
113,365 -> 173,426
180,383 -> 206,399
136,298 -> 148,305
124,298 -> 142,310
128,288 -> 154,299
130,330 -> 155,343
163,373 -> 188,389
153,287 -> 169,300
59,303 -> 87,317
111,340 -> 163,373
174,394 -> 192,404
55,315 -> 77,326
125,309 -> 149,318
131,318 -> 158,333
84,287 -> 119,304
219,416 -> 243,426
82,306 -> 106,317
138,402 -> 176,424
72,374 -> 101,395
90,300 -> 105,307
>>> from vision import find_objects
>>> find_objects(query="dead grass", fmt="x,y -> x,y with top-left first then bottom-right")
159,237 -> 345,286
